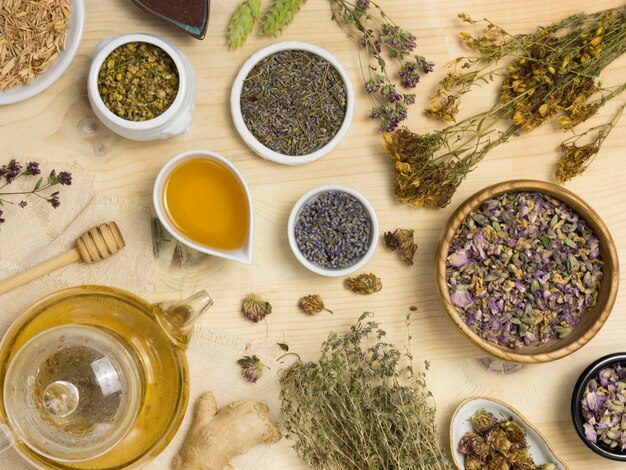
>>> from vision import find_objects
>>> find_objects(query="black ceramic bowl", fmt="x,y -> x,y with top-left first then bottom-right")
571,352 -> 626,461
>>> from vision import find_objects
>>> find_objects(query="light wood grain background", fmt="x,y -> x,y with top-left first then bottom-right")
1,0 -> 625,468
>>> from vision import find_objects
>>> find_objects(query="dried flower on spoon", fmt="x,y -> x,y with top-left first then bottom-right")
459,409 -> 556,470
385,7 -> 626,208
241,293 -> 272,323
298,295 -> 333,315
384,228 -> 418,266
0,160 -> 72,226
345,273 -> 382,294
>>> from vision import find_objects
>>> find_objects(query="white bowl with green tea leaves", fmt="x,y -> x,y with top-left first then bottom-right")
231,42 -> 355,165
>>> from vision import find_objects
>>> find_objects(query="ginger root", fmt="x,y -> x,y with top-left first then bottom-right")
172,391 -> 281,470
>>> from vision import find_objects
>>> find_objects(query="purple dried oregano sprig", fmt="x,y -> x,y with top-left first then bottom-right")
581,363 -> 626,450
294,191 -> 370,270
446,191 -> 604,349
0,159 -> 72,226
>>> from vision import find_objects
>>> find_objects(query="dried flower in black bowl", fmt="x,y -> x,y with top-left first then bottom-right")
572,352 -> 626,461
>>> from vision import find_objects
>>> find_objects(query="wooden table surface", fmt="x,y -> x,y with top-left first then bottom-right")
1,0 -> 625,468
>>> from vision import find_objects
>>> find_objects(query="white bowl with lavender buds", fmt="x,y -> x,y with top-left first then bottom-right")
288,185 -> 378,277
230,42 -> 355,165
435,180 -> 618,364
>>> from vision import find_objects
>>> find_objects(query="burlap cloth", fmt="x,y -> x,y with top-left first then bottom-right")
0,164 -> 283,469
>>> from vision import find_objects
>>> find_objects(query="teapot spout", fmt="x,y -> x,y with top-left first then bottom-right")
154,291 -> 213,350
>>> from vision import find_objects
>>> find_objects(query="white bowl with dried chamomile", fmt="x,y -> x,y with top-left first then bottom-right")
0,0 -> 85,105
231,42 -> 355,165
87,33 -> 196,141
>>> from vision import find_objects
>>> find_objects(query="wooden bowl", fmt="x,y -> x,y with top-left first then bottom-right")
435,180 -> 619,363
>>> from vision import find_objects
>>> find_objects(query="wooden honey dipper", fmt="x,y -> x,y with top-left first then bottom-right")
0,222 -> 125,295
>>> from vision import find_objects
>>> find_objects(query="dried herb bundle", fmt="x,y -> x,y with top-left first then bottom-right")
385,7 -> 626,208
330,0 -> 433,131
280,312 -> 452,469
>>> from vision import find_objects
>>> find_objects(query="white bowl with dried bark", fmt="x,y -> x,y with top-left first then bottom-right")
0,0 -> 85,105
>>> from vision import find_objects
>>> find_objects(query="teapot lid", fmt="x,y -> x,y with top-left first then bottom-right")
3,325 -> 143,461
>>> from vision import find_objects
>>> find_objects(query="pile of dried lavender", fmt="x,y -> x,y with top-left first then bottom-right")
459,409 -> 556,469
581,363 -> 626,450
280,312 -> 452,469
294,191 -> 370,269
446,192 -> 603,349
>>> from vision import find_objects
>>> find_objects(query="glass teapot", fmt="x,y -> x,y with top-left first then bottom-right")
0,285 -> 212,470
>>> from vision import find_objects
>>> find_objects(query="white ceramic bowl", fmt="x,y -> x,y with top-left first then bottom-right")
230,41 -> 355,165
153,150 -> 253,264
0,0 -> 85,105
287,185 -> 378,277
88,33 -> 196,141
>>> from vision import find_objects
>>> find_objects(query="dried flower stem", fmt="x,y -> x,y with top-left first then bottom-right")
557,102 -> 625,183
386,7 -> 626,209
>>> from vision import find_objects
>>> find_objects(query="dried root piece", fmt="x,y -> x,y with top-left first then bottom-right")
173,391 -> 281,470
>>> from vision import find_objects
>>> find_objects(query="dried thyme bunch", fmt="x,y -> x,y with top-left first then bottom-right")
385,6 -> 626,208
0,160 -> 72,226
330,0 -> 433,131
280,312 -> 452,469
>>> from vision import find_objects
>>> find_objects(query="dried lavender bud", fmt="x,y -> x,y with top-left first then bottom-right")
345,273 -> 382,294
384,228 -> 418,266
241,293 -> 272,322
298,295 -> 333,315
471,409 -> 498,434
446,191 -> 604,350
294,191 -> 371,270
581,362 -> 626,450
237,355 -> 266,383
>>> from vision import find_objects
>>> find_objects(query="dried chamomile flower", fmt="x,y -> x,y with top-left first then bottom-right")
471,409 -> 498,434
241,293 -> 272,322
237,355 -> 266,383
384,228 -> 418,265
298,295 -> 333,315
344,273 -> 382,294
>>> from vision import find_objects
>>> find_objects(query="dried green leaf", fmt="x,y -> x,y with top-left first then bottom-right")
260,0 -> 307,36
227,0 -> 261,49
278,342 -> 290,351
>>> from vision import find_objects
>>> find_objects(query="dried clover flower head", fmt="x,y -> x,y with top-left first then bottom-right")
459,432 -> 489,459
501,420 -> 527,446
471,409 -> 498,434
298,295 -> 333,315
383,228 -> 418,266
237,355 -> 266,383
487,454 -> 511,470
344,273 -> 382,294
465,454 -> 483,470
242,293 -> 272,322
486,428 -> 512,453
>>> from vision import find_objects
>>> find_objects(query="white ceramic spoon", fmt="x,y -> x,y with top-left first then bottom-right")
450,397 -> 568,469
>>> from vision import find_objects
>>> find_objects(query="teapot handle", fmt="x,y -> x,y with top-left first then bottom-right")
154,291 -> 213,350
0,423 -> 15,455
